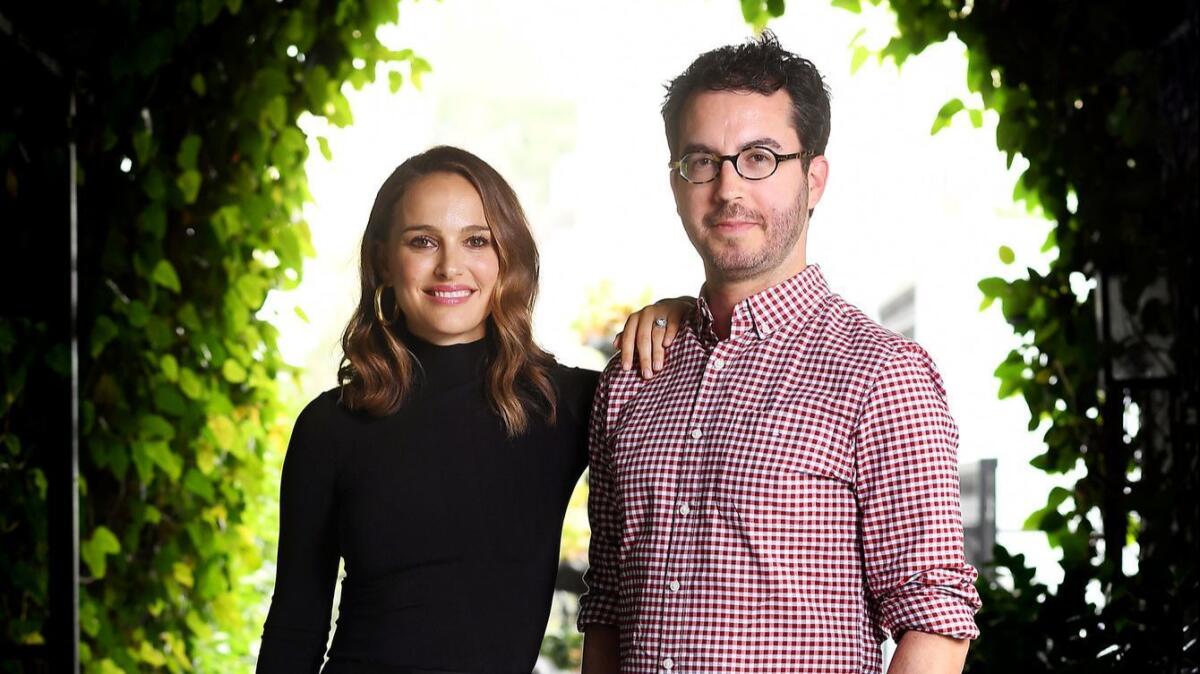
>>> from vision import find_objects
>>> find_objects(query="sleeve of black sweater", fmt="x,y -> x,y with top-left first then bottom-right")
257,395 -> 342,673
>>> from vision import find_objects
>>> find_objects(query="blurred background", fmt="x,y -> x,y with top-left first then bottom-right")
2,1 -> 1196,672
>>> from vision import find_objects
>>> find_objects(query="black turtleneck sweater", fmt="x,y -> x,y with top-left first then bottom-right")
256,335 -> 597,674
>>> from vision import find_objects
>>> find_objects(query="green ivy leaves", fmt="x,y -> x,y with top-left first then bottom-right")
0,2 -> 427,671
82,527 -> 121,579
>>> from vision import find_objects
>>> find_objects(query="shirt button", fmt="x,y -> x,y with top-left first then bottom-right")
711,357 -> 724,370
690,428 -> 703,440
668,580 -> 681,592
679,503 -> 691,516
663,657 -> 675,670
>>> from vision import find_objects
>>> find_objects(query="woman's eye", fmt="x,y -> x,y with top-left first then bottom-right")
465,235 -> 491,248
409,236 -> 436,248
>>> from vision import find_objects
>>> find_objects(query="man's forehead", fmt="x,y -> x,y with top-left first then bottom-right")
677,89 -> 799,148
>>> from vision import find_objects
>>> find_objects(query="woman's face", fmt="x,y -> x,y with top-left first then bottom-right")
382,171 -> 500,345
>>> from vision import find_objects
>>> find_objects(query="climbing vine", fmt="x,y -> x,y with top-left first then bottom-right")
0,1 -> 429,671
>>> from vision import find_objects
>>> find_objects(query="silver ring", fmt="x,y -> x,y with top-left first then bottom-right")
653,317 -> 668,329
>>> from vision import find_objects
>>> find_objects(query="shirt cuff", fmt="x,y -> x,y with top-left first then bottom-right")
877,567 -> 983,640
576,590 -> 620,631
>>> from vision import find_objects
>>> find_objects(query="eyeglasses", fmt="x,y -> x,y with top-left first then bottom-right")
669,146 -> 816,184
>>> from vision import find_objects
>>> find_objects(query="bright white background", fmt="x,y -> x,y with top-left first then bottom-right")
264,0 -> 1072,596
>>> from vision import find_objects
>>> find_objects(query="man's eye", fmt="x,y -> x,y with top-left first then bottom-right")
746,150 -> 772,164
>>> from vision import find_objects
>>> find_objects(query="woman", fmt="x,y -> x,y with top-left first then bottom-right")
257,146 -> 686,674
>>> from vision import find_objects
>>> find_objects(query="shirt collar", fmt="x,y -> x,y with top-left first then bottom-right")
694,264 -> 831,341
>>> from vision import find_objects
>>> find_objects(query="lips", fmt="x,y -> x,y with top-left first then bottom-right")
424,285 -> 476,305
713,220 -> 757,230
705,205 -> 763,233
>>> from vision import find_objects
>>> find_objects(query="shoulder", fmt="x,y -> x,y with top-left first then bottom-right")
811,295 -> 947,403
550,363 -> 600,426
289,386 -> 369,444
813,293 -> 934,370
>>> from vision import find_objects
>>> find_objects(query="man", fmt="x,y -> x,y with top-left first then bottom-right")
578,33 -> 982,674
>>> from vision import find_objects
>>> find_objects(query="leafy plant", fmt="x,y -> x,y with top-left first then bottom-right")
1,2 -> 429,671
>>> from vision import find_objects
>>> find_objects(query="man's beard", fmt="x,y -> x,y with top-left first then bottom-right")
699,184 -> 809,283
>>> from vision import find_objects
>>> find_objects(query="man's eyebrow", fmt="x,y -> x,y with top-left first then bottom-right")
679,138 -> 785,156
680,142 -> 716,156
741,137 -> 783,151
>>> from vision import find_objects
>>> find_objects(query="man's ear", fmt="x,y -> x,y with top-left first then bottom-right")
805,155 -> 829,212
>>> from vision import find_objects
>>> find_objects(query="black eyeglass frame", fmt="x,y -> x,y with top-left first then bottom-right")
668,146 -> 818,184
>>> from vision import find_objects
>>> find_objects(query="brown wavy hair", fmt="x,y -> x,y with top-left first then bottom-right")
337,145 -> 558,436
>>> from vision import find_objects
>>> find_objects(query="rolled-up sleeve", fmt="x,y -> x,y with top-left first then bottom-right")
855,346 -> 982,641
577,371 -> 621,630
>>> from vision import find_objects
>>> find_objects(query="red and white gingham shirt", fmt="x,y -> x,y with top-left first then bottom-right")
579,265 -> 981,673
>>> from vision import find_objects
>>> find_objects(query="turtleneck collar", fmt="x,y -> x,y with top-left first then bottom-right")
398,323 -> 491,395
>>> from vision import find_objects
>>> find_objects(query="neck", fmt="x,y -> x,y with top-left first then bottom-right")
704,256 -> 807,340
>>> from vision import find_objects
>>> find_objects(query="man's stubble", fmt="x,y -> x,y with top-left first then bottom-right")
697,179 -> 810,284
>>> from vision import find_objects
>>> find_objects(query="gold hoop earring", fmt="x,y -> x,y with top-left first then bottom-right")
374,285 -> 397,324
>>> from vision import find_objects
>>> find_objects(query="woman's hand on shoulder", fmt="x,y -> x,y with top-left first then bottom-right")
613,296 -> 694,379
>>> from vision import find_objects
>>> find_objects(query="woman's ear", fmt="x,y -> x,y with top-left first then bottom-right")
373,240 -> 390,281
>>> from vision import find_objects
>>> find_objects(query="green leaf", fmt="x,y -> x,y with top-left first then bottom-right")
151,259 -> 182,292
81,526 -> 121,579
153,384 -> 187,416
931,98 -> 964,135
294,305 -> 310,323
179,367 -> 204,400
998,245 -> 1015,264
968,109 -> 984,128
176,134 -> 202,170
139,414 -> 176,441
178,303 -> 202,331
850,45 -> 869,74
136,640 -> 168,667
222,359 -> 247,383
172,561 -> 195,588
143,440 -> 183,481
263,95 -> 287,130
91,315 -> 120,358
141,168 -> 166,201
184,468 -> 216,502
388,70 -> 404,93
132,130 -> 155,165
160,354 -> 179,381
1041,228 -> 1057,253
317,135 -> 333,161
978,276 -> 1009,298
97,658 -> 126,674
176,169 -> 202,204
207,415 -> 238,448
190,73 -> 207,96
141,205 -> 167,239
409,57 -> 432,90
831,0 -> 861,13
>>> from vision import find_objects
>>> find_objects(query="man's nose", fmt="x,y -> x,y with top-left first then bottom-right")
715,157 -> 746,201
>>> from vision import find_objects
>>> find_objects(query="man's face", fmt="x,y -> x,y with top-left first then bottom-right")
670,89 -> 827,285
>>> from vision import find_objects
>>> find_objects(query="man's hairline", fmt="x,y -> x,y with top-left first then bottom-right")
666,87 -> 811,160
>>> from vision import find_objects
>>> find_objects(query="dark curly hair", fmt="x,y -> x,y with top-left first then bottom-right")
661,30 -> 831,167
